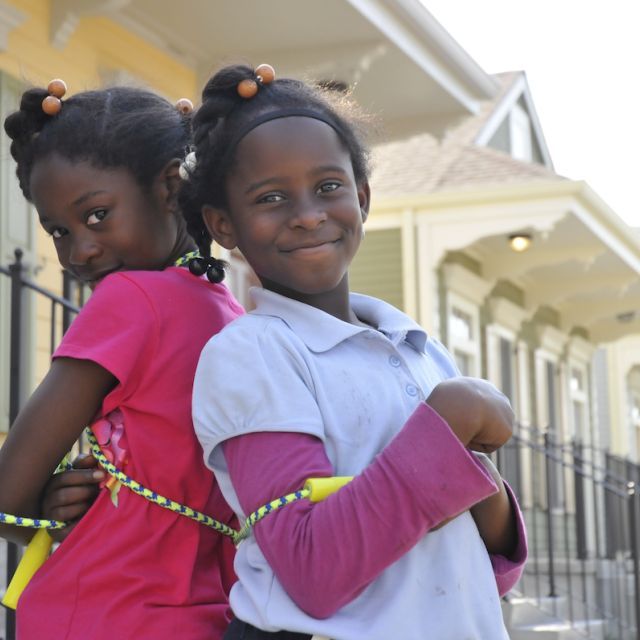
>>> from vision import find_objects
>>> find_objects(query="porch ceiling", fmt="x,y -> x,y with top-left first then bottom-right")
464,186 -> 640,344
57,0 -> 498,138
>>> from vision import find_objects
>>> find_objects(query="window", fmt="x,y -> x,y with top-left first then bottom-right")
447,297 -> 480,377
451,308 -> 473,342
454,350 -> 472,376
569,365 -> 589,443
499,336 -> 515,403
628,367 -> 640,462
510,103 -> 533,163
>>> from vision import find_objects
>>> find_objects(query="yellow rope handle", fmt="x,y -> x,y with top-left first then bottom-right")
1,455 -> 72,609
304,477 -> 353,502
234,476 -> 354,544
2,530 -> 53,610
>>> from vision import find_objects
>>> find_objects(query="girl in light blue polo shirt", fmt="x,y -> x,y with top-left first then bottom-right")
181,63 -> 527,640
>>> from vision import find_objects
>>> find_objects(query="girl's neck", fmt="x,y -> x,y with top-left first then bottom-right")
263,277 -> 358,325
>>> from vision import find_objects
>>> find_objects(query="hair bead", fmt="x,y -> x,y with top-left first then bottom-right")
41,78 -> 67,116
255,64 -> 275,85
41,95 -> 62,116
175,98 -> 194,115
47,79 -> 67,98
237,64 -> 275,99
237,78 -> 259,99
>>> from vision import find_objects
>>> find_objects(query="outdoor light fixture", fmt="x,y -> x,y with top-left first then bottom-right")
508,233 -> 532,252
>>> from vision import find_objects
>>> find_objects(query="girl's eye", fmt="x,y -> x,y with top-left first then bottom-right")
318,181 -> 340,194
257,193 -> 285,205
87,209 -> 108,225
50,227 -> 67,240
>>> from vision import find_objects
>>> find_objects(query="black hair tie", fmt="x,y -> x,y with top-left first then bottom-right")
188,256 -> 226,283
188,256 -> 208,276
206,261 -> 225,284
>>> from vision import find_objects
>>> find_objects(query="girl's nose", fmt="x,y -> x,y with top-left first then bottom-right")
68,237 -> 101,265
290,199 -> 328,229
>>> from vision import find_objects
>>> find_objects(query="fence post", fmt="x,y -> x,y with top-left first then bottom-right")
62,269 -> 74,333
628,481 -> 640,640
573,440 -> 587,560
6,249 -> 25,640
544,431 -> 557,597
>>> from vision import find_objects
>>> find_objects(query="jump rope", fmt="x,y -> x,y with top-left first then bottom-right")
0,252 -> 353,609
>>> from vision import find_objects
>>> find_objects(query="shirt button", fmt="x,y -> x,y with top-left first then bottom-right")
389,355 -> 401,367
406,384 -> 418,397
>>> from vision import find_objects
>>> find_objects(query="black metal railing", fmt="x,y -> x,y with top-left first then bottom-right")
1,249 -> 84,640
499,424 -> 640,639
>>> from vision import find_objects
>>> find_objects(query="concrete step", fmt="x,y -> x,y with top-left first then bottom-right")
508,619 -> 605,640
503,595 -> 569,627
503,596 -> 606,640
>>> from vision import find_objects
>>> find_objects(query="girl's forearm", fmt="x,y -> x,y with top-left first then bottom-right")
469,475 -> 517,556
0,358 -> 115,541
469,453 -> 518,556
488,481 -> 528,595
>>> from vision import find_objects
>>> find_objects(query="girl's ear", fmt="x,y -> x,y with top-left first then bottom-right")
156,159 -> 182,214
358,180 -> 371,223
202,205 -> 237,250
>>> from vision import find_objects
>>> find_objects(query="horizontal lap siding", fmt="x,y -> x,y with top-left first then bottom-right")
349,228 -> 404,311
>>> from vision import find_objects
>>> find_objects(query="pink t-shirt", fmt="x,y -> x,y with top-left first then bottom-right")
17,267 -> 244,640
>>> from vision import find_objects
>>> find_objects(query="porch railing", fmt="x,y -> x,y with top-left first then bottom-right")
1,249 -> 84,640
500,424 -> 640,639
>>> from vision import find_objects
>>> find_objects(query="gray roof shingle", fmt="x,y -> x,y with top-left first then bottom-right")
370,72 -> 564,198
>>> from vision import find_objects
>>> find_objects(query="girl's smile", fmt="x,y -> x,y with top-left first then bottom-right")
204,116 -> 370,319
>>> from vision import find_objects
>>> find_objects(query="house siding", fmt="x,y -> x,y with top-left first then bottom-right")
350,228 -> 404,311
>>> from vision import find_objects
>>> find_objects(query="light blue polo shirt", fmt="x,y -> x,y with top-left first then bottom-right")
193,288 -> 509,640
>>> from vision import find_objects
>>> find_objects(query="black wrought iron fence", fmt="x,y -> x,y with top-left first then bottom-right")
1,249 -> 85,640
499,424 -> 640,639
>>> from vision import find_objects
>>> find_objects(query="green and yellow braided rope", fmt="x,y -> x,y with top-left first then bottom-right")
0,456 -> 72,530
1,426 -> 354,543
0,424 -> 353,610
84,429 -> 239,540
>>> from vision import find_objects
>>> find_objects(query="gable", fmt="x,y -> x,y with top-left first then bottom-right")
475,72 -> 553,169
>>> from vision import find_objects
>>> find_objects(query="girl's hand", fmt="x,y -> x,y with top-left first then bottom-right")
41,454 -> 104,542
426,377 -> 514,453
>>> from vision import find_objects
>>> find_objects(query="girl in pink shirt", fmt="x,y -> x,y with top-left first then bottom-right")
0,81 -> 243,639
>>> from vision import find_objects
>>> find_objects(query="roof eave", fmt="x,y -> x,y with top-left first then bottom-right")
347,0 -> 499,114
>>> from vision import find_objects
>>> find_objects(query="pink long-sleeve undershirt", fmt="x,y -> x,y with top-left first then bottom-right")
223,402 -> 527,619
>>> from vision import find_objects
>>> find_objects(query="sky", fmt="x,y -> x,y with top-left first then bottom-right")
423,0 -> 640,227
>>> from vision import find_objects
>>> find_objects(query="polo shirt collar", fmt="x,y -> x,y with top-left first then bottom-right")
249,287 -> 428,353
